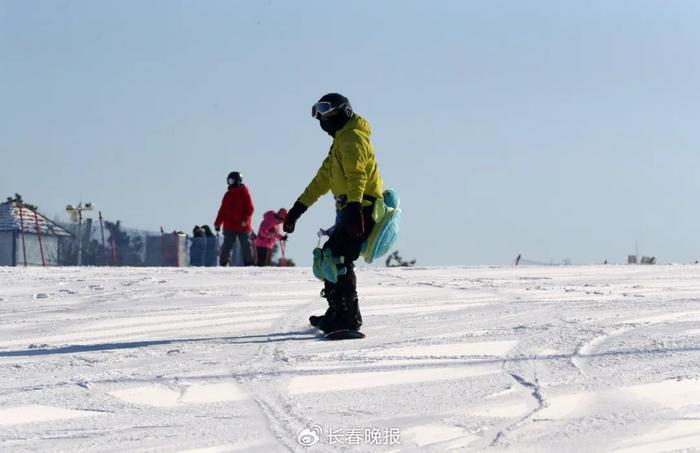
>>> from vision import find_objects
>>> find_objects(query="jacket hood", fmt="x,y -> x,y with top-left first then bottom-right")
336,114 -> 371,140
263,210 -> 277,222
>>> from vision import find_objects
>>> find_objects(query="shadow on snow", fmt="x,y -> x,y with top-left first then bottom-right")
0,329 -> 318,357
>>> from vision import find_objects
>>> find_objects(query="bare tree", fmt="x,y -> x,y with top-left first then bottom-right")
6,193 -> 38,211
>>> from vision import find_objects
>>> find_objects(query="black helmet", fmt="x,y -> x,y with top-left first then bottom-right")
227,171 -> 242,187
312,93 -> 353,136
311,93 -> 353,120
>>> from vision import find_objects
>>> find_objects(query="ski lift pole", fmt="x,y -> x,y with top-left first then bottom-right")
99,211 -> 108,266
109,224 -> 117,266
173,231 -> 180,267
33,210 -> 46,267
17,202 -> 27,266
160,226 -> 167,266
279,239 -> 287,266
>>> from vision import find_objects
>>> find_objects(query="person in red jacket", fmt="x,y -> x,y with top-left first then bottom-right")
214,171 -> 255,266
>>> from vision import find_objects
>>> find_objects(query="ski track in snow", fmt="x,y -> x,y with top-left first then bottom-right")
2,265 -> 700,451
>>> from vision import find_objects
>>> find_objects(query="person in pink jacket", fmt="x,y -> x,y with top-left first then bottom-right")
254,208 -> 288,266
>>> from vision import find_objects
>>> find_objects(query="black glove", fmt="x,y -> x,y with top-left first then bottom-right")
214,224 -> 221,233
342,202 -> 365,238
280,234 -> 289,241
283,201 -> 307,233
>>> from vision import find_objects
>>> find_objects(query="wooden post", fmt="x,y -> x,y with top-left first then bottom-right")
33,210 -> 46,267
17,203 -> 27,266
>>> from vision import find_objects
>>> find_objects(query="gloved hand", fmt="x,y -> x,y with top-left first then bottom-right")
280,234 -> 289,241
342,202 -> 365,238
214,224 -> 221,233
283,201 -> 308,233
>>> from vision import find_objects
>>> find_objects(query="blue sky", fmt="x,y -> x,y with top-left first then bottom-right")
1,1 -> 699,265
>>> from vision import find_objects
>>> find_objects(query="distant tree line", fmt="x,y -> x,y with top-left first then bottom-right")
60,220 -> 145,266
5,193 -> 38,211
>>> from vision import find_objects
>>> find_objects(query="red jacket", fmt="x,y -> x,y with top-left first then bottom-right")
215,185 -> 254,232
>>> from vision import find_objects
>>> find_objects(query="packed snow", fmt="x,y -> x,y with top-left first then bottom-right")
2,265 -> 700,452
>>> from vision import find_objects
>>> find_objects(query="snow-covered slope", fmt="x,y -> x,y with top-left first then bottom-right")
2,265 -> 700,452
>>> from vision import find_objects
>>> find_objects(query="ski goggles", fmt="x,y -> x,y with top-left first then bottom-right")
311,101 -> 345,119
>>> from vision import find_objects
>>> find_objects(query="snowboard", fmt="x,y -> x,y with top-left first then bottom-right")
324,329 -> 365,340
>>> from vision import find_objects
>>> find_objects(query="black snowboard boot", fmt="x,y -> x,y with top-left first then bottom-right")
319,266 -> 362,333
309,282 -> 337,328
329,290 -> 362,333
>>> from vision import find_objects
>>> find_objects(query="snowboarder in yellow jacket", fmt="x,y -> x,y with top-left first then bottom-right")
283,93 -> 384,333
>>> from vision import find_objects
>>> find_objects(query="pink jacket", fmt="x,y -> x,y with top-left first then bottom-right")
254,210 -> 284,249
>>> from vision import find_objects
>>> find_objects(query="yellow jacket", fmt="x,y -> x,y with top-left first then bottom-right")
298,114 -> 384,208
